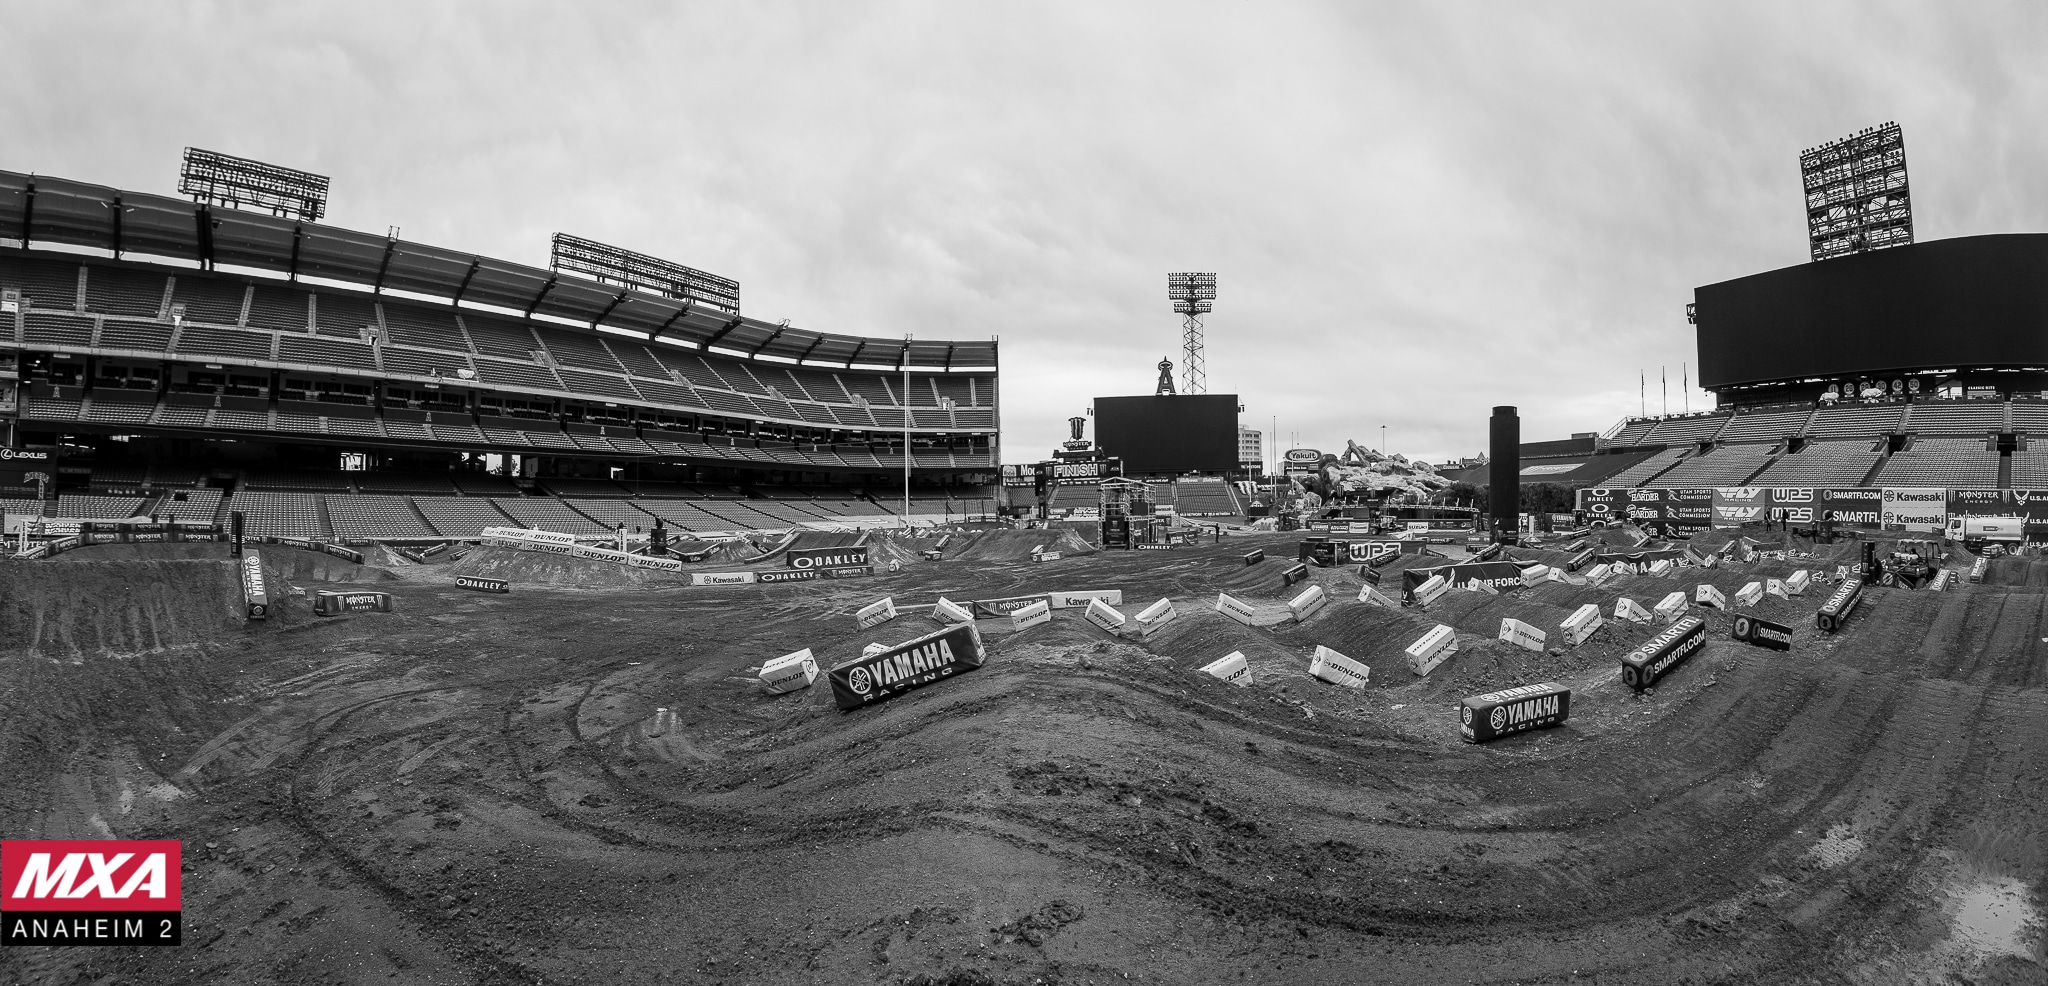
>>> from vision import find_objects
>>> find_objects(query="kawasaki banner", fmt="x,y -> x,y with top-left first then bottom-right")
1880,487 -> 1946,531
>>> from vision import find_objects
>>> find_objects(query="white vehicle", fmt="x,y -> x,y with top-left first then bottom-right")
1946,515 -> 2024,552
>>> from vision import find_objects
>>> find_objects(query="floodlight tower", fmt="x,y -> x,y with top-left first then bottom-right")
1167,273 -> 1216,395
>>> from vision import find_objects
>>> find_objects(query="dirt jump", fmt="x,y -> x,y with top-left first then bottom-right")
3,528 -> 2043,985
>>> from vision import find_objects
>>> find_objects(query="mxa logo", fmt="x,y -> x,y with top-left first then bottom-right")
2,841 -> 181,909
11,854 -> 167,901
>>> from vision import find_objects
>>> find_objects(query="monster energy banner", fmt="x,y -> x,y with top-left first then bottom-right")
827,621 -> 989,711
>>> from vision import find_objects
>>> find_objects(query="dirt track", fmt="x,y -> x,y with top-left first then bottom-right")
2,531 -> 2044,985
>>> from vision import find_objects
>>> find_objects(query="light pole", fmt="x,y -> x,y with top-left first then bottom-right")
1380,424 -> 1386,455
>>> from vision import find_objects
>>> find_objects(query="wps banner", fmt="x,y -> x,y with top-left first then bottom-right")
1768,488 -> 1817,524
1881,488 -> 1947,531
1711,488 -> 1770,528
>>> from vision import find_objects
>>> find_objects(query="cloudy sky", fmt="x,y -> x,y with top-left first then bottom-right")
5,1 -> 2046,465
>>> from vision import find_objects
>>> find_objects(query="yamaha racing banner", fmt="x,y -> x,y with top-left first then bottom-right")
828,622 -> 988,711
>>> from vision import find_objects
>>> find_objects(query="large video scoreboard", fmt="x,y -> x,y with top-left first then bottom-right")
1092,395 -> 1238,475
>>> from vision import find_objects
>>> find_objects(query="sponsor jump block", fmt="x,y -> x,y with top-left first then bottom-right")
828,622 -> 988,711
1405,624 -> 1458,676
759,649 -> 820,694
1308,645 -> 1370,688
1731,615 -> 1793,651
1620,615 -> 1707,691
1816,579 -> 1863,633
1459,683 -> 1571,744
1201,651 -> 1252,687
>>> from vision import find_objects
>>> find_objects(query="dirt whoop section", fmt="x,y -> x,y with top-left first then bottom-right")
3,533 -> 2045,984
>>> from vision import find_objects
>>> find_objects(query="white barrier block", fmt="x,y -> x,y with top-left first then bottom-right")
1201,651 -> 1252,686
1499,618 -> 1547,652
856,597 -> 899,630
1215,592 -> 1258,626
1766,577 -> 1789,600
1414,574 -> 1450,607
1309,645 -> 1371,688
1699,554 -> 1719,569
1134,598 -> 1178,636
1649,559 -> 1675,576
1405,624 -> 1459,676
1695,584 -> 1727,610
1196,651 -> 1245,684
1357,584 -> 1399,607
1519,565 -> 1552,587
1464,578 -> 1499,595
931,596 -> 975,625
1585,563 -> 1613,585
1561,603 -> 1604,647
1615,597 -> 1654,623
1930,570 -> 1954,591
1033,551 -> 1063,563
1545,566 -> 1568,583
1655,591 -> 1689,622
1011,599 -> 1052,631
1835,564 -> 1852,582
759,648 -> 819,694
862,642 -> 888,657
1786,570 -> 1812,596
1085,598 -> 1128,632
1287,584 -> 1328,622
1968,558 -> 1988,583
1735,581 -> 1764,607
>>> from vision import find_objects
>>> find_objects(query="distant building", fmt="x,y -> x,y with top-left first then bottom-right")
1238,426 -> 1262,475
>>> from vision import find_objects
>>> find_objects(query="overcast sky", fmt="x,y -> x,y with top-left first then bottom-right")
6,1 -> 2047,465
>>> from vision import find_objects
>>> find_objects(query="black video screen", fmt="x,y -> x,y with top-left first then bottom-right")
1694,234 -> 2048,388
1093,394 -> 1238,474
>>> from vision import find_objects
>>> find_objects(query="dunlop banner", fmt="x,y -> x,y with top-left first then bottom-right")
828,622 -> 987,711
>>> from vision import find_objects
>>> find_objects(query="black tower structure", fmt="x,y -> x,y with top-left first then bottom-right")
1489,406 -> 1519,545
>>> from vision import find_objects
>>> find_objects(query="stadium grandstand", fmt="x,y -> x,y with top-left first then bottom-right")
0,169 -> 1002,541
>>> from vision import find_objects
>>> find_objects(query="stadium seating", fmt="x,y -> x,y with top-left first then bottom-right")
2011,448 -> 2048,487
2012,403 -> 2048,435
561,497 -> 655,531
326,495 -> 438,540
245,470 -> 352,492
353,472 -> 460,495
1870,438 -> 1999,487
1748,440 -> 1883,486
1804,403 -> 1904,438
86,268 -> 168,319
170,276 -> 247,325
228,491 -> 330,538
1172,480 -> 1240,516
1899,400 -> 2007,434
408,497 -> 512,538
246,286 -> 311,333
1642,443 -> 1780,487
1599,447 -> 1689,487
151,488 -> 224,524
1604,420 -> 1659,447
52,494 -> 147,519
490,497 -> 614,536
1717,407 -> 1814,443
1642,414 -> 1730,444
0,254 -> 83,309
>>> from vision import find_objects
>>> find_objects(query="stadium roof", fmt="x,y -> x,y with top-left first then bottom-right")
0,170 -> 996,371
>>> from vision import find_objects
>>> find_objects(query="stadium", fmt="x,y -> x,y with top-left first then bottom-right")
7,23 -> 2048,986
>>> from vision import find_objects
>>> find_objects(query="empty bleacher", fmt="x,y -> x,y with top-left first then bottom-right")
228,491 -> 329,538
1644,443 -> 1779,487
326,495 -> 437,540
1172,480 -> 1239,516
1604,420 -> 1659,447
490,497 -> 613,536
1870,438 -> 1999,487
1748,440 -> 1883,487
151,488 -> 224,524
1716,407 -> 1813,443
2012,448 -> 2048,487
412,497 -> 514,538
1599,447 -> 1689,487
1641,414 -> 1730,445
1905,400 -> 2008,434
1803,403 -> 1903,438
52,494 -> 148,519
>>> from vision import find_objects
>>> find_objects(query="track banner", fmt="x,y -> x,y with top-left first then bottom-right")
1881,488 -> 1947,531
1820,489 -> 1881,526
1711,487 -> 1770,527
1768,488 -> 1816,524
828,622 -> 987,711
